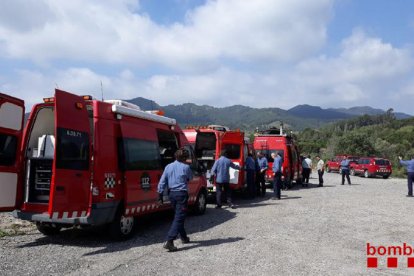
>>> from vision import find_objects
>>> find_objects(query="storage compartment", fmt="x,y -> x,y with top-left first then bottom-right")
26,158 -> 53,202
24,107 -> 55,204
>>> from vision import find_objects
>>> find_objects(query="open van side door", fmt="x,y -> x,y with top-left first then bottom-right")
220,131 -> 244,187
49,89 -> 91,219
0,93 -> 24,211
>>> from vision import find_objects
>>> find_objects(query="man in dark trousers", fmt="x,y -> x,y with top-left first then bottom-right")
245,152 -> 256,199
340,156 -> 351,185
158,148 -> 193,252
256,152 -> 268,196
316,156 -> 324,187
272,151 -> 283,200
399,156 -> 414,197
211,150 -> 241,209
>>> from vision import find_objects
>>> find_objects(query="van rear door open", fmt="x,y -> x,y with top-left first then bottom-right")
0,93 -> 24,211
49,90 -> 91,219
220,132 -> 244,186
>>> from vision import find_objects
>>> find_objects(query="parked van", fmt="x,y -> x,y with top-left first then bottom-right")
183,125 -> 251,193
325,155 -> 359,173
253,128 -> 301,188
0,89 -> 207,239
351,157 -> 392,179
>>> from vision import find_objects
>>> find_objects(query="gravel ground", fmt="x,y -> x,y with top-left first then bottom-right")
1,173 -> 414,275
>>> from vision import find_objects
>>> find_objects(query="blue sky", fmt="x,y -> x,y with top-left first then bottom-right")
0,0 -> 414,114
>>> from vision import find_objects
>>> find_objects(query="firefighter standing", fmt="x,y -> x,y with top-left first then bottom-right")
158,148 -> 193,252
272,152 -> 283,200
398,156 -> 414,197
316,156 -> 324,187
340,157 -> 351,185
257,152 -> 268,196
245,152 -> 256,198
211,150 -> 241,209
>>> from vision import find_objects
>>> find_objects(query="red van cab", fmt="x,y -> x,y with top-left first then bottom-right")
253,128 -> 302,188
0,89 -> 207,239
351,157 -> 392,179
183,125 -> 251,193
325,155 -> 359,173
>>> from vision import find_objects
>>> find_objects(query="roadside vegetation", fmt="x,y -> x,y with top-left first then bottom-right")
297,109 -> 414,178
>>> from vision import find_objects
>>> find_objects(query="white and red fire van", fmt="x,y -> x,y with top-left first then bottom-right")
253,128 -> 302,188
0,89 -> 207,239
183,125 -> 252,193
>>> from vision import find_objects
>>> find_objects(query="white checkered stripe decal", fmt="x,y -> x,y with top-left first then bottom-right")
125,196 -> 198,215
104,176 -> 116,188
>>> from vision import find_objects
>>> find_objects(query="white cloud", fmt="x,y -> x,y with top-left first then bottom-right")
0,0 -> 333,69
1,1 -> 414,115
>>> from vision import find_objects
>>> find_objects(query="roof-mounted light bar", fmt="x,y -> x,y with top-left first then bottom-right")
111,104 -> 176,125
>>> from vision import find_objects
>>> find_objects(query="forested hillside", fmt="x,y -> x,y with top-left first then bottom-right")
297,109 -> 414,177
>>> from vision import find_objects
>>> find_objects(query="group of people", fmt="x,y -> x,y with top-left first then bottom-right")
157,146 -> 414,252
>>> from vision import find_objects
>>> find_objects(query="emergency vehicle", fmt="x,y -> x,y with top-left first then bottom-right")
325,155 -> 359,173
351,157 -> 392,179
183,125 -> 251,193
253,127 -> 302,188
0,89 -> 207,239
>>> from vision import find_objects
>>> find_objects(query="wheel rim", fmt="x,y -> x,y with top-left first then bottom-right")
198,193 -> 206,212
364,171 -> 368,178
119,215 -> 134,235
350,169 -> 355,176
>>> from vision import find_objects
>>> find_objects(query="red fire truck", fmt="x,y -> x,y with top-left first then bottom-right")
183,125 -> 251,193
253,128 -> 302,188
0,89 -> 207,239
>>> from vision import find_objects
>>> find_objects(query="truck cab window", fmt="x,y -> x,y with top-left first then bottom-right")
118,138 -> 161,171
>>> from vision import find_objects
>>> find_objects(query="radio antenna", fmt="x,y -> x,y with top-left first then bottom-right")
55,83 -> 59,89
100,80 -> 104,101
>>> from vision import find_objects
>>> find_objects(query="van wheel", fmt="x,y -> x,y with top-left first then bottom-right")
109,212 -> 136,240
350,168 -> 355,176
36,223 -> 61,236
339,168 -> 342,175
364,170 -> 370,178
192,190 -> 207,215
383,175 -> 389,179
326,167 -> 330,173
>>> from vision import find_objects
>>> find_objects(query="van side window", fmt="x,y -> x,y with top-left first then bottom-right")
118,138 -> 161,171
157,130 -> 178,168
0,134 -> 17,166
56,128 -> 89,170
223,144 -> 241,159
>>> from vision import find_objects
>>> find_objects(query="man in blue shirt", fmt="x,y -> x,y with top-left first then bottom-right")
272,152 -> 283,200
245,152 -> 256,199
256,152 -> 268,197
340,157 -> 351,185
158,148 -> 193,252
211,150 -> 241,209
399,156 -> 414,197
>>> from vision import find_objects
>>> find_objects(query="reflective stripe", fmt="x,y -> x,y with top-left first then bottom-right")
81,211 -> 87,217
72,211 -> 78,218
62,212 -> 68,219
52,212 -> 59,219
125,209 -> 130,215
136,206 -> 141,213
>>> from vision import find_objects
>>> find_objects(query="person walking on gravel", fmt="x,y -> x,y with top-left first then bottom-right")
316,156 -> 324,187
158,148 -> 193,252
272,152 -> 283,200
399,156 -> 414,197
211,150 -> 241,209
340,156 -> 351,185
256,152 -> 268,196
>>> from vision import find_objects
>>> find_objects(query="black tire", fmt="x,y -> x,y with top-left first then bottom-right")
192,190 -> 207,215
109,210 -> 137,240
36,223 -> 61,236
383,175 -> 389,179
283,176 -> 292,190
364,170 -> 370,178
